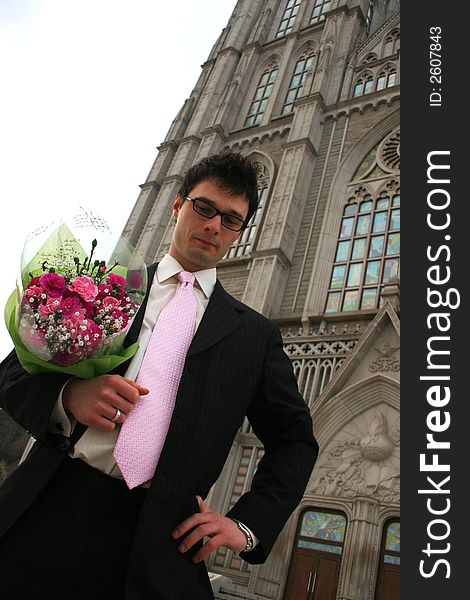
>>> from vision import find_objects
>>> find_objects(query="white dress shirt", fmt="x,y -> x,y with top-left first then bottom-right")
50,254 -> 215,476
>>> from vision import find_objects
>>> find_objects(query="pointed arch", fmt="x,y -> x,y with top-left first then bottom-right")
304,110 -> 400,316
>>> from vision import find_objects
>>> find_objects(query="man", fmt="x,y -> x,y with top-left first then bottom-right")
0,152 -> 318,599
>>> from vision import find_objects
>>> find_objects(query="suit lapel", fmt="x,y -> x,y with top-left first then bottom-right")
126,265 -> 244,357
123,262 -> 158,348
187,280 -> 244,357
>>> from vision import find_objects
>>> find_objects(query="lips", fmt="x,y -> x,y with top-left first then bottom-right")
194,237 -> 218,249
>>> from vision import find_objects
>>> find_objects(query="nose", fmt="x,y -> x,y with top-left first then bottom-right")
203,214 -> 222,234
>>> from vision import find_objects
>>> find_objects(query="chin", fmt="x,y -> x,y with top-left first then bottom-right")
187,249 -> 219,270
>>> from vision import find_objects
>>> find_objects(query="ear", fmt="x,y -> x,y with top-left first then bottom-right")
172,195 -> 182,220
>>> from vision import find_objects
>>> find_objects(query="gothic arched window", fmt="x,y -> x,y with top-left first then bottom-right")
309,0 -> 331,24
353,72 -> 374,97
244,64 -> 278,127
282,51 -> 315,115
276,0 -> 301,38
325,130 -> 400,313
377,65 -> 397,91
225,162 -> 270,258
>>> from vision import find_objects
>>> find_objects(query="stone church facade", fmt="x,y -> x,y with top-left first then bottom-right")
123,1 -> 400,599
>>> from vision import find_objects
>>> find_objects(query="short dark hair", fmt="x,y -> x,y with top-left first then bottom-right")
179,152 -> 259,225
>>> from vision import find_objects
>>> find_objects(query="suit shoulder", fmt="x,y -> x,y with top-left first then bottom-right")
223,292 -> 279,335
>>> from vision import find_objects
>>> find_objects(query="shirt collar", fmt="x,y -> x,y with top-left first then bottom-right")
156,254 -> 217,299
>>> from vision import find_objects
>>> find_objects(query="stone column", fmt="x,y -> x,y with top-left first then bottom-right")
337,497 -> 380,600
243,134 -> 316,316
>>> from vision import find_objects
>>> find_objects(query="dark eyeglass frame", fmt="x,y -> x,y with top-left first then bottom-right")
184,196 -> 246,232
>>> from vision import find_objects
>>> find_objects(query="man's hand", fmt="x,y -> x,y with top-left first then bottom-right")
172,496 -> 246,563
62,375 -> 149,431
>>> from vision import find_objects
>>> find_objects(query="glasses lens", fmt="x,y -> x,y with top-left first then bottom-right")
222,215 -> 244,231
193,198 -> 216,218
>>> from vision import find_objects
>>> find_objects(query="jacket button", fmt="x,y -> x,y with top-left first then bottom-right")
58,439 -> 72,451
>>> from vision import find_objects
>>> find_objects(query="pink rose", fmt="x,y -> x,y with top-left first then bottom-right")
40,273 -> 66,298
69,276 -> 98,302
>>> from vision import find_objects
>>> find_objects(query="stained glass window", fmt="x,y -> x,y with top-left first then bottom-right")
386,522 -> 400,552
325,187 -> 400,313
335,240 -> 350,261
361,288 -> 376,309
382,521 -> 400,565
369,236 -> 384,257
309,0 -> 331,25
298,540 -> 342,554
331,265 -> 346,288
245,67 -> 278,127
354,146 -> 378,180
352,238 -> 366,260
276,0 -> 301,38
282,53 -> 315,114
296,510 -> 347,556
300,511 -> 346,542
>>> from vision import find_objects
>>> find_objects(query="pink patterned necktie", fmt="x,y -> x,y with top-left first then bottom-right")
114,271 -> 197,489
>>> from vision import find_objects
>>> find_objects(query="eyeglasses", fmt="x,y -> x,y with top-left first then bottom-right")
184,196 -> 246,232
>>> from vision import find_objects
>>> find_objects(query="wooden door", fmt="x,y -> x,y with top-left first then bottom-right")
375,562 -> 399,600
284,548 -> 341,600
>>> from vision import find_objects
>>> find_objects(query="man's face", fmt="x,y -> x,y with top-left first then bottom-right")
169,179 -> 249,272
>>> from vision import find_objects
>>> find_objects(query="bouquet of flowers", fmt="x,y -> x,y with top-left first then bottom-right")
5,209 -> 147,378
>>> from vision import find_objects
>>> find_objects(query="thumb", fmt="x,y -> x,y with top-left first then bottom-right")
196,495 -> 209,513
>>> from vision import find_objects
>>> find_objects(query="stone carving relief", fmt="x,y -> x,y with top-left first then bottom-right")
369,342 -> 400,372
254,162 -> 270,188
378,129 -> 400,172
312,410 -> 399,503
282,323 -> 363,337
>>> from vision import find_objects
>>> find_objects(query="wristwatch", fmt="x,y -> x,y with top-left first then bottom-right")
231,519 -> 254,553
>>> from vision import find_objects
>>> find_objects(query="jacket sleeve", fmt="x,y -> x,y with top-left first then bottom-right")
0,349 -> 71,446
226,324 -> 319,564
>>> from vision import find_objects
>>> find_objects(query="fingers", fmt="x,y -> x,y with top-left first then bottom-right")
172,502 -> 246,563
63,374 -> 148,430
196,495 -> 209,513
122,376 -> 149,397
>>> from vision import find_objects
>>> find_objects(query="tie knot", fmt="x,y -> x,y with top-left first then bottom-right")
177,271 -> 195,286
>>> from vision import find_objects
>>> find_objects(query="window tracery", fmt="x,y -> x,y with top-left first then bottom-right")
325,130 -> 400,314
225,162 -> 270,259
281,49 -> 315,115
276,0 -> 301,38
244,63 -> 278,127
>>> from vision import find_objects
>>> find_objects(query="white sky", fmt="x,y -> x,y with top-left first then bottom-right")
0,0 -> 237,360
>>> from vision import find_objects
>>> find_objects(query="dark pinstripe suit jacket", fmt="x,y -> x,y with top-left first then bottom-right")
0,263 -> 318,599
